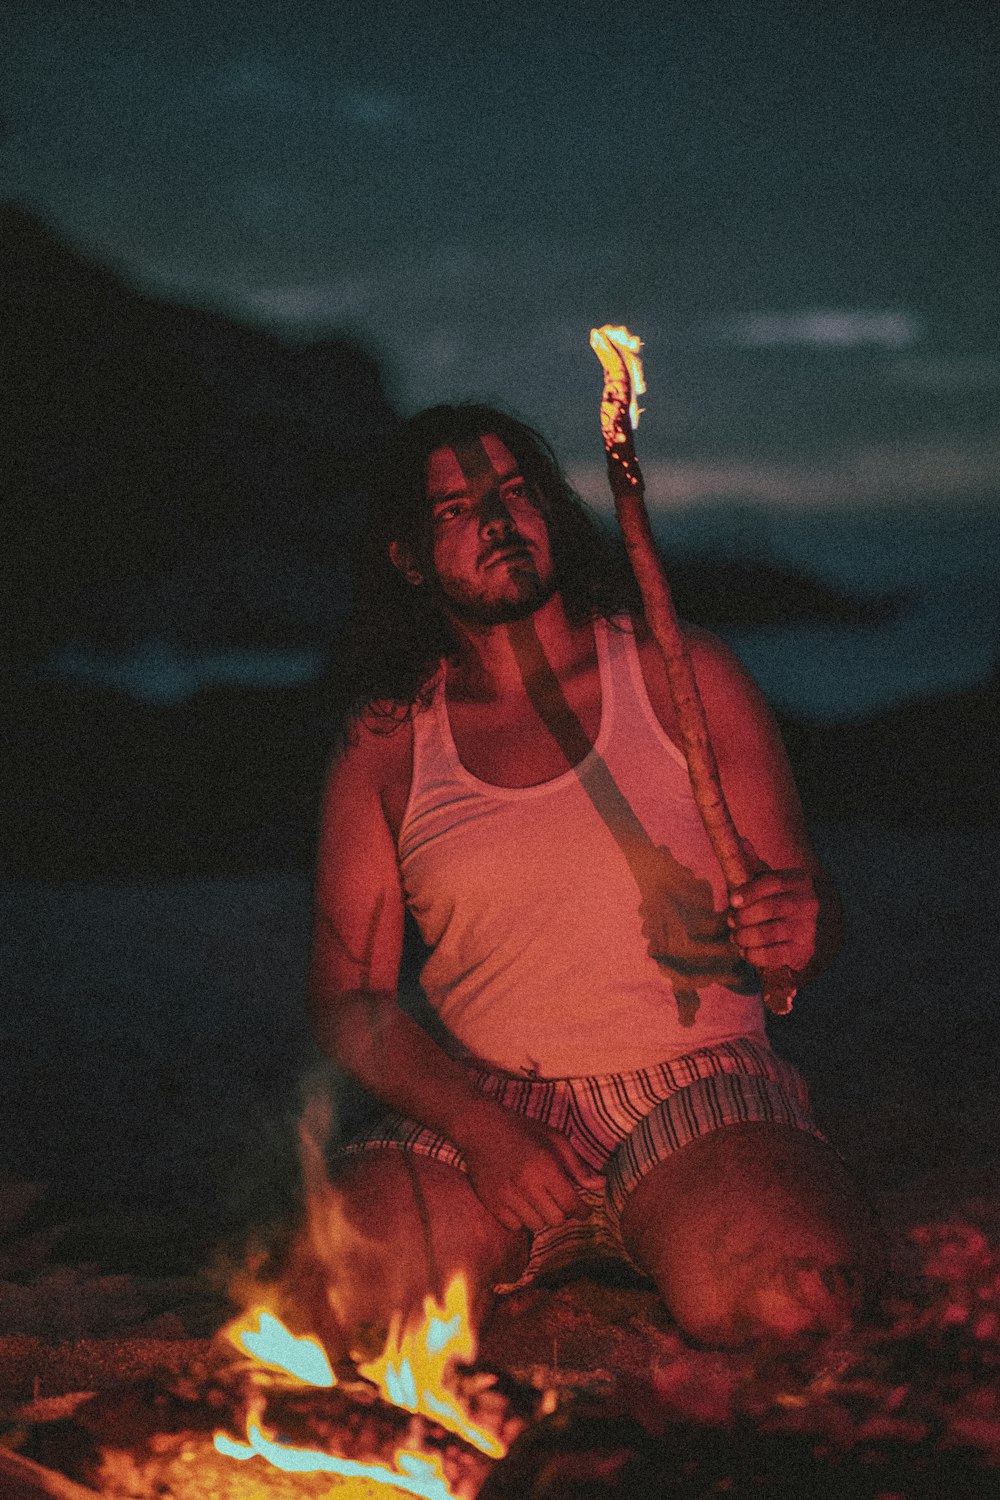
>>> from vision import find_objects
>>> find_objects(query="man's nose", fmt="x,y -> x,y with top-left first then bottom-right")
479,491 -> 515,533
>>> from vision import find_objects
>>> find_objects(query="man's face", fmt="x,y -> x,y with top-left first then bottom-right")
420,433 -> 556,626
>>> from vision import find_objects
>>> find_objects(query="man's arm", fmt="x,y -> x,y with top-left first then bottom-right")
310,721 -> 604,1231
687,628 -> 843,983
311,723 -> 489,1139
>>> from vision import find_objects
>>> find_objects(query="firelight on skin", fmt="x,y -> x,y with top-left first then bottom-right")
403,434 -> 557,627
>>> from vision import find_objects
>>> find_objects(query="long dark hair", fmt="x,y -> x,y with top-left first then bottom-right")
338,403 -> 641,736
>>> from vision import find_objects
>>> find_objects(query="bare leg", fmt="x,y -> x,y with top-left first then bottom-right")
288,1149 -> 530,1361
619,1122 -> 885,1350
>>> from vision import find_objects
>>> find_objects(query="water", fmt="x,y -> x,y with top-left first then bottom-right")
721,579 -> 997,719
49,638 -> 325,704
38,502 -> 999,720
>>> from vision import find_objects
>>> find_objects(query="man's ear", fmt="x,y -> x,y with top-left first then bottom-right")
389,540 -> 424,586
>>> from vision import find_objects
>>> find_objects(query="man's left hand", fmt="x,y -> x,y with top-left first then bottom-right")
726,867 -> 820,976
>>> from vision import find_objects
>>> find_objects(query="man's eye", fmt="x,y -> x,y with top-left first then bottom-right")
435,503 -> 465,522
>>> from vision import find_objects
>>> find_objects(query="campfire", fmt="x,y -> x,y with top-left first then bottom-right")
79,1088 -> 550,1500
7,1202 -> 1000,1499
2,1260 -> 555,1500
208,1269 -> 532,1499
1,1091 -> 555,1500
152,1096 -> 550,1497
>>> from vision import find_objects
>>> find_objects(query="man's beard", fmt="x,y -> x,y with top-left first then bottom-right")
427,561 -> 557,627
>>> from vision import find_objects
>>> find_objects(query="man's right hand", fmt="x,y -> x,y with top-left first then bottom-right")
457,1106 -> 607,1234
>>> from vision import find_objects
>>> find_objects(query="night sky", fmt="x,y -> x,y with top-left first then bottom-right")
3,0 -> 999,499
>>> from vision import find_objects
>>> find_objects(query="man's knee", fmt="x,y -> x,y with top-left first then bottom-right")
284,1150 -> 421,1355
619,1123 -> 884,1349
666,1244 -> 866,1350
653,1212 -> 869,1356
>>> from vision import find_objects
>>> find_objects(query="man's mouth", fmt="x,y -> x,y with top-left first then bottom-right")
483,544 -> 531,568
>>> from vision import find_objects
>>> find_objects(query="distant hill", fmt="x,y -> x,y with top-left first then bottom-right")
0,202 -> 400,657
665,554 -> 906,630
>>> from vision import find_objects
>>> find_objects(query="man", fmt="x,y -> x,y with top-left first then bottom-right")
309,403 -> 881,1353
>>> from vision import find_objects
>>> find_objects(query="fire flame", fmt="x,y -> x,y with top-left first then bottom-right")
216,1421 -> 455,1500
215,1271 -> 503,1498
228,1306 -> 335,1386
359,1274 -> 505,1459
589,324 -> 646,433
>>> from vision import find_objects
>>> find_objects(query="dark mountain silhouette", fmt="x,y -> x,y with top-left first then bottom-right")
0,202 -> 399,657
1,201 -> 907,662
665,554 -> 907,630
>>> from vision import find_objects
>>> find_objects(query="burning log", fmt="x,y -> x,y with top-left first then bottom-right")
205,1271 -> 546,1494
589,325 -> 797,1016
9,1349 -> 547,1500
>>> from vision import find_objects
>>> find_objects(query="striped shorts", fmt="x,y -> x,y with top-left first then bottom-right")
341,1036 -> 824,1294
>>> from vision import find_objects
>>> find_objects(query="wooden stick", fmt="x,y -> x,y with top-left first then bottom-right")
0,1448 -> 103,1500
589,327 -> 796,1015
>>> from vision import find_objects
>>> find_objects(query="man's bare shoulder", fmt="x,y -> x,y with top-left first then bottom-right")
682,624 -> 772,718
631,613 -> 776,750
330,705 -> 414,790
632,614 -> 763,705
631,613 -> 736,663
678,623 -> 801,803
324,704 -> 416,843
683,621 -> 757,681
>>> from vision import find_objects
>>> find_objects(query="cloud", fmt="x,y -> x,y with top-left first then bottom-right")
717,308 -> 923,350
238,278 -> 373,321
411,331 -> 467,375
217,62 -> 406,126
569,436 -> 1000,509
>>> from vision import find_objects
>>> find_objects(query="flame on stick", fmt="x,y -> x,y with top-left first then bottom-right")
589,324 -> 646,432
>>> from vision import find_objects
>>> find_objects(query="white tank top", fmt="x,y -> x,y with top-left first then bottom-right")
398,617 -> 766,1077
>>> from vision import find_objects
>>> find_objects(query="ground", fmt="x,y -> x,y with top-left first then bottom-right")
1,818 -> 998,1494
